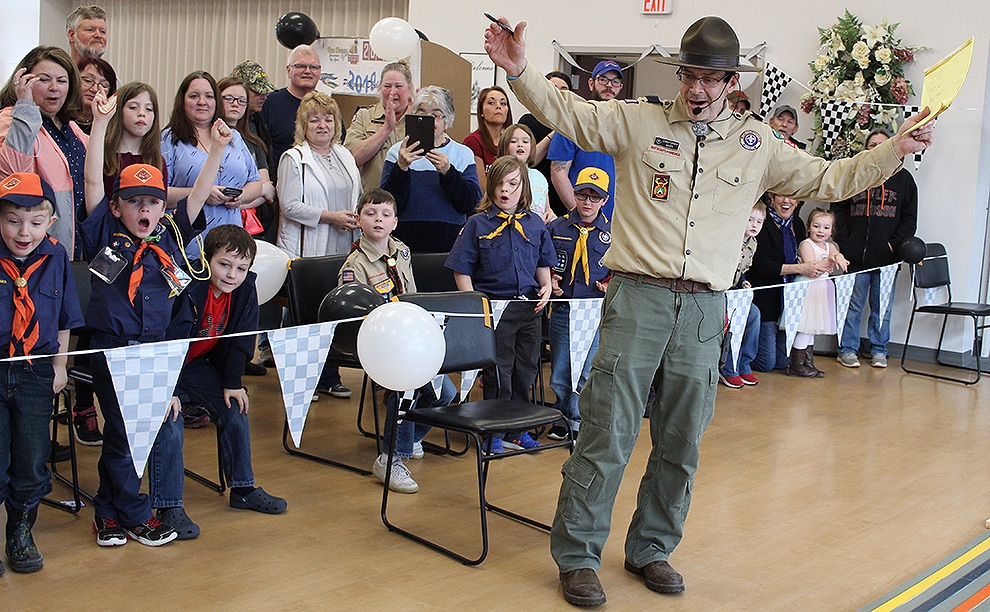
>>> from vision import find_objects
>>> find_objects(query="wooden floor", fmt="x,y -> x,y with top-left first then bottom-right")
7,357 -> 990,610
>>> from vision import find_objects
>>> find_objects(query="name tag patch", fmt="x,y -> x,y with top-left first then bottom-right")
652,173 -> 670,201
654,137 -> 680,151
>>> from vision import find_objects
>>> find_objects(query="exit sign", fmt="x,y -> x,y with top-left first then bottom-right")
642,0 -> 671,14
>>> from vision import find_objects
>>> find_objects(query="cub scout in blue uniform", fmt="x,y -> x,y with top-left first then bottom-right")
446,156 -> 555,453
79,114 -> 228,548
339,188 -> 456,494
546,167 -> 611,440
0,173 -> 84,575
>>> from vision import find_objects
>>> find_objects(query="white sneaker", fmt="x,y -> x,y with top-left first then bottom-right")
411,441 -> 425,459
871,353 -> 888,368
836,353 -> 861,368
372,454 -> 419,494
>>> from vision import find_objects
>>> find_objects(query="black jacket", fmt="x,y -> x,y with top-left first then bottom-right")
748,216 -> 806,323
185,271 -> 260,390
831,168 -> 918,271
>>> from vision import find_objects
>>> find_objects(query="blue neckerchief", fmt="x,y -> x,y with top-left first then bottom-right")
767,204 -> 798,282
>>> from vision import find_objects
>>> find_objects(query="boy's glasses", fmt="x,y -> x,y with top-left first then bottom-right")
574,192 -> 604,204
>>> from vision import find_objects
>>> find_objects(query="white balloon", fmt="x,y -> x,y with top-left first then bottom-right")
737,69 -> 758,91
357,302 -> 446,391
250,240 -> 290,304
369,17 -> 419,61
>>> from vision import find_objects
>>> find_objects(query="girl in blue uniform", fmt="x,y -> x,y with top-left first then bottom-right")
445,155 -> 555,452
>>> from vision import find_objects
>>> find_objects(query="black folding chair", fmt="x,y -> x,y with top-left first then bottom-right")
380,291 -> 574,565
901,243 -> 990,384
282,255 -> 376,475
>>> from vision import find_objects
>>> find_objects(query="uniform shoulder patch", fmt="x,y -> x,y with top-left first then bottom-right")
599,231 -> 611,244
341,269 -> 355,283
739,130 -> 762,151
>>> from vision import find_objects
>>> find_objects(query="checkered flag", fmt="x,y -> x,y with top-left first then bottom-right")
725,289 -> 753,372
781,281 -> 810,351
903,105 -> 933,170
760,62 -> 793,115
105,338 -> 191,478
270,321 -> 338,448
878,264 -> 899,323
833,273 -> 859,341
924,286 -> 942,306
821,99 -> 854,158
459,300 -> 511,401
568,299 -> 603,392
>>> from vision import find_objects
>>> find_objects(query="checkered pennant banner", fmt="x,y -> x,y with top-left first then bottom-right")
760,62 -> 792,115
833,273 -> 859,341
725,289 -> 753,372
821,100 -> 854,158
270,321 -> 338,448
878,264 -> 898,323
568,299 -> 603,392
781,281 -> 810,351
924,286 -> 942,306
903,105 -> 932,170
459,300 -> 510,401
105,338 -> 191,478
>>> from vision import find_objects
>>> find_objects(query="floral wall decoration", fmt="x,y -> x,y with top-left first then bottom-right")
802,10 -> 923,159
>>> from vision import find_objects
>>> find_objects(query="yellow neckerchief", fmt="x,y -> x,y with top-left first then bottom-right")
481,211 -> 528,242
569,221 -> 597,285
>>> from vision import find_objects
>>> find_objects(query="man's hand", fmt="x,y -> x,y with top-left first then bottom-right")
892,107 -> 935,158
484,17 -> 527,76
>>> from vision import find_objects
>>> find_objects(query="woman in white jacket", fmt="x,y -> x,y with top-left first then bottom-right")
276,91 -> 361,258
276,91 -> 361,398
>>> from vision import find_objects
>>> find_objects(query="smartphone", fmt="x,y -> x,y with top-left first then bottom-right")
405,114 -> 435,154
221,187 -> 243,198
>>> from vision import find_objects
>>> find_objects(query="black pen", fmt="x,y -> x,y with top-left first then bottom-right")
484,13 -> 514,35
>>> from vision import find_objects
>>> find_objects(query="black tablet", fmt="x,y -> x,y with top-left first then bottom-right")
404,114 -> 435,154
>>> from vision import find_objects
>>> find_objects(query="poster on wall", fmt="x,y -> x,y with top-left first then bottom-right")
313,37 -> 422,96
459,52 -> 497,114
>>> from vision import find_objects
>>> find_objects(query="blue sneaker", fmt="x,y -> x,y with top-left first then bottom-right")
483,436 -> 504,455
504,432 -> 542,451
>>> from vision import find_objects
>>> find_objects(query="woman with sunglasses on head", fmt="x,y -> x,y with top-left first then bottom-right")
74,56 -> 117,135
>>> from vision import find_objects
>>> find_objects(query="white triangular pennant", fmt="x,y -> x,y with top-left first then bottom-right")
924,286 -> 941,306
781,281 -> 810,351
270,321 -> 337,447
105,338 -> 191,478
567,299 -> 603,392
878,264 -> 898,323
833,273 -> 859,341
459,300 -> 511,401
725,289 -> 753,371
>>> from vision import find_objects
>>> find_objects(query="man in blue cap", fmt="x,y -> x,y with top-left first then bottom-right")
548,60 -> 622,219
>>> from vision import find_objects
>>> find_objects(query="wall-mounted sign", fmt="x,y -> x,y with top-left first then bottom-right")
642,0 -> 672,15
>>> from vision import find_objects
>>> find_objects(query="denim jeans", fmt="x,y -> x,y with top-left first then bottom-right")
150,357 -> 256,508
0,359 -> 55,511
721,304 -> 762,377
91,333 -> 154,525
549,303 -> 598,428
382,376 -> 457,459
840,270 -> 897,357
752,320 -> 787,372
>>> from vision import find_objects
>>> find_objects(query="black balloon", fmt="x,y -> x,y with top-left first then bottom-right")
318,283 -> 386,355
898,236 -> 927,264
275,12 -> 320,50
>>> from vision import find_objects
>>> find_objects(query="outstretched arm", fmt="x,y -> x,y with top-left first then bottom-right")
186,119 -> 232,222
84,91 -> 115,214
484,17 -> 528,76
891,107 -> 936,159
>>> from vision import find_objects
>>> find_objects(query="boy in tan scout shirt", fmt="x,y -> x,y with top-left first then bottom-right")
338,187 -> 454,494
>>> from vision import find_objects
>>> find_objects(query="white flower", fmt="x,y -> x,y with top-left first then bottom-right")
858,57 -> 871,70
863,23 -> 889,48
814,55 -> 830,71
851,40 -> 871,61
854,71 -> 865,87
834,79 -> 867,103
871,106 -> 898,124
830,32 -> 846,54
875,47 -> 892,64
874,71 -> 891,86
816,75 -> 837,94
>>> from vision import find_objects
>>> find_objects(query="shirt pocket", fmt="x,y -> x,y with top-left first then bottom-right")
478,238 -> 509,281
641,148 -> 684,174
713,166 -> 758,215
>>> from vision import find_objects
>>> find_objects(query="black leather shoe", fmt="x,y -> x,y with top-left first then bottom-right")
560,568 -> 606,606
624,559 -> 685,593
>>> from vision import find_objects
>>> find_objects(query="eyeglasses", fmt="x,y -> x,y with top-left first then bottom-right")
594,75 -> 622,87
222,95 -> 248,106
676,71 -> 731,88
574,192 -> 604,204
290,63 -> 321,72
81,75 -> 109,91
418,110 -> 446,121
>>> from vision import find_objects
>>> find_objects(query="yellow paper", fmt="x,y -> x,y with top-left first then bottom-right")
906,36 -> 974,132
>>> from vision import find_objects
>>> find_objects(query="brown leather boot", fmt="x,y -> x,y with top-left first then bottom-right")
785,347 -> 819,377
803,347 -> 826,378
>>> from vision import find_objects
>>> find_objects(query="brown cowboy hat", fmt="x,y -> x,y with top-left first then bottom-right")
656,16 -> 759,72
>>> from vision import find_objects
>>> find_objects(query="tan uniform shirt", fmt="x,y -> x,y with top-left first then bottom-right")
343,103 -> 407,190
511,66 -> 903,291
338,234 -> 416,300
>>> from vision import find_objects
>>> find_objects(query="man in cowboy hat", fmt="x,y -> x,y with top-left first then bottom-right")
485,15 -> 934,605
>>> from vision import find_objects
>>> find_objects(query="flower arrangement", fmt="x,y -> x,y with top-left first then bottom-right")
802,10 -> 919,158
